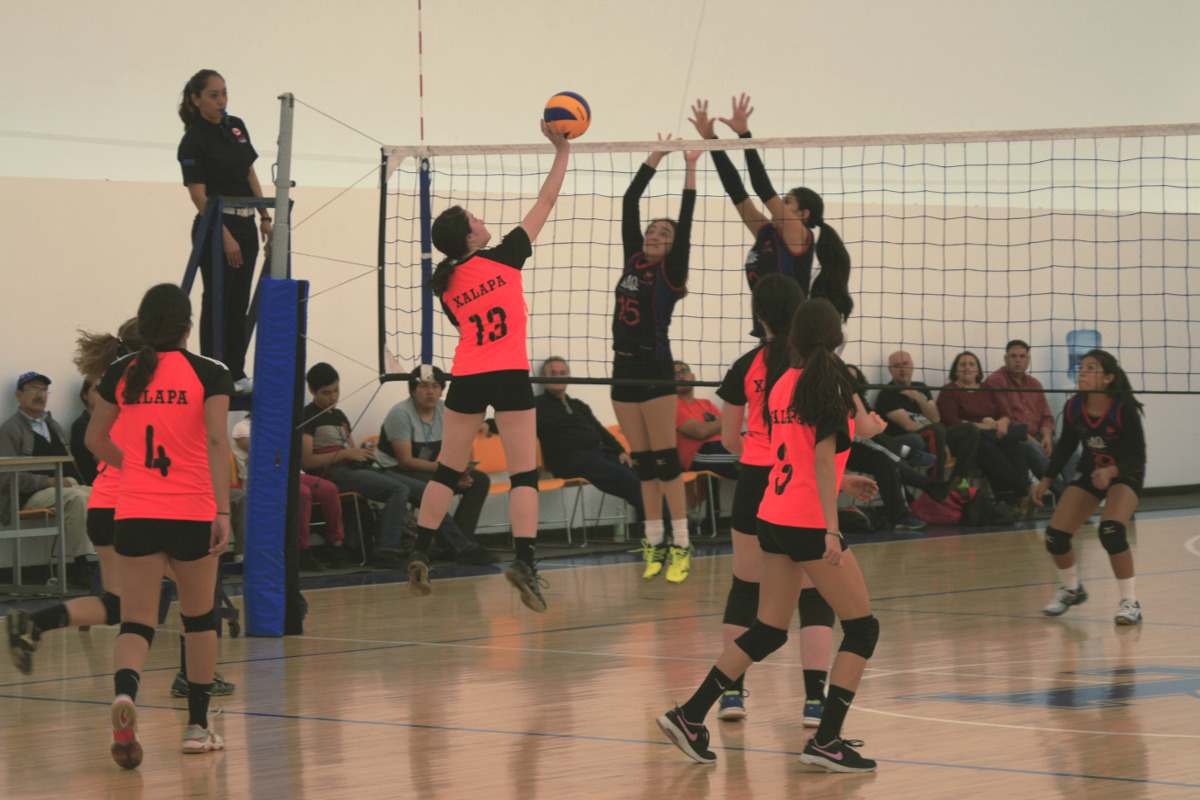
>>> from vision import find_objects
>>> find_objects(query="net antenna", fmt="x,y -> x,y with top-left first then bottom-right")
380,124 -> 1200,394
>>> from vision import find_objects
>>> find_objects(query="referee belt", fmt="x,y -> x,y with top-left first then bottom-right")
222,207 -> 256,217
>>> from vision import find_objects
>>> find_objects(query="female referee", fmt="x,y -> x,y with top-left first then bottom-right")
658,298 -> 882,773
615,136 -> 703,584
1031,349 -> 1147,625
177,68 -> 272,392
407,120 -> 570,613
712,275 -> 879,724
87,284 -> 234,767
690,94 -> 854,331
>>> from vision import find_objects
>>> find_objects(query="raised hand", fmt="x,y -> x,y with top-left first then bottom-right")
689,99 -> 716,139
646,132 -> 676,169
540,119 -> 571,151
718,93 -> 754,135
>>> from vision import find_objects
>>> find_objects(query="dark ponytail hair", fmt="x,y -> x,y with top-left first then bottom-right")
74,317 -> 145,382
179,69 -> 223,128
1082,348 -> 1143,414
753,274 -> 806,428
429,206 -> 473,296
122,284 -> 192,405
790,187 -> 854,321
786,298 -> 856,426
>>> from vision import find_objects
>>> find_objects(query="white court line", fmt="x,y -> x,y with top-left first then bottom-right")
1185,534 -> 1200,558
852,705 -> 1200,740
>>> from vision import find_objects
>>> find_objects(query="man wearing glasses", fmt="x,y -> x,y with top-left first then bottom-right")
0,372 -> 96,585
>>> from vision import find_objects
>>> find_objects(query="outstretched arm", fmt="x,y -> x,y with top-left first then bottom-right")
520,121 -> 571,243
720,94 -> 784,219
690,98 -> 767,233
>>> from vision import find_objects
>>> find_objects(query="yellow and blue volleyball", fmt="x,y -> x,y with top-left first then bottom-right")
543,92 -> 591,139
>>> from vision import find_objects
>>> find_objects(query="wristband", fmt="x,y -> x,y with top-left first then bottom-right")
216,511 -> 231,516
738,130 -> 753,139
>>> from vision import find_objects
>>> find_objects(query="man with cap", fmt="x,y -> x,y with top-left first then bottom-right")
0,372 -> 96,585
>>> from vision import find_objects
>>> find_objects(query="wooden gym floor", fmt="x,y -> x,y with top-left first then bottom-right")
2,510 -> 1198,799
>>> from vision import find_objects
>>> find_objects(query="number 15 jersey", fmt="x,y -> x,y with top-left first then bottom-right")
99,348 -> 234,521
438,226 -> 533,377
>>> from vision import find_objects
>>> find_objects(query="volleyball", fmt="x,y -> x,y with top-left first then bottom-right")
543,92 -> 591,139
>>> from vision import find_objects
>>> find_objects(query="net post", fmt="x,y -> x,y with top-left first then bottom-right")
418,157 -> 434,367
378,148 -> 389,377
270,93 -> 295,281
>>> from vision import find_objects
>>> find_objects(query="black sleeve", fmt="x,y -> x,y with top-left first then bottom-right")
709,148 -> 750,206
1045,400 -> 1080,480
622,163 -> 655,262
1114,401 -> 1147,478
478,226 -> 533,270
742,132 -> 778,204
184,352 -> 236,399
717,347 -> 759,406
97,354 -> 135,404
177,128 -> 208,186
663,188 -> 695,288
814,413 -> 852,454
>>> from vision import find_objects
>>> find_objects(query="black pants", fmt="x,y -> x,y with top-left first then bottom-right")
846,442 -> 908,523
193,213 -> 259,380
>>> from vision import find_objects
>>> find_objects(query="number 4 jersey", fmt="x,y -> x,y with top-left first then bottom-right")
99,348 -> 235,521
438,226 -> 533,376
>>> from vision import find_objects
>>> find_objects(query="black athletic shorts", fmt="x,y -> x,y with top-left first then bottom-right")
757,520 -> 848,562
610,354 -> 675,404
445,369 -> 535,414
115,518 -> 212,561
1071,472 -> 1144,501
731,464 -> 771,535
87,507 -> 116,548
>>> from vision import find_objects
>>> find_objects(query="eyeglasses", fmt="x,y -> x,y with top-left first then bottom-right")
21,387 -> 49,396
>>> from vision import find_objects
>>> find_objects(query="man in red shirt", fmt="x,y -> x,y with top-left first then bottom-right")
674,362 -> 739,480
981,339 -> 1077,493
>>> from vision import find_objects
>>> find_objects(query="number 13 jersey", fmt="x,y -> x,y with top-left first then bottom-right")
99,348 -> 234,521
438,226 -> 533,376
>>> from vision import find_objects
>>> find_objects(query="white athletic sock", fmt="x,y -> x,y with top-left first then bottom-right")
1057,565 -> 1079,589
644,519 -> 665,546
1116,577 -> 1136,601
671,519 -> 690,548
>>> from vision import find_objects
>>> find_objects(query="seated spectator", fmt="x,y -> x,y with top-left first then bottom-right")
981,339 -> 1078,495
301,363 -> 488,570
875,350 -> 980,488
843,364 -> 935,530
0,371 -> 95,586
375,366 -> 494,549
534,357 -> 644,519
235,413 -> 348,570
937,351 -> 1035,503
673,361 -> 739,480
70,380 -> 99,487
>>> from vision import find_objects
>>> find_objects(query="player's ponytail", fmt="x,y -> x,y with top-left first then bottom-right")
790,187 -> 854,321
74,317 -> 145,382
179,69 -> 223,129
787,298 -> 856,425
430,206 -> 472,296
754,274 -> 806,428
122,284 -> 192,405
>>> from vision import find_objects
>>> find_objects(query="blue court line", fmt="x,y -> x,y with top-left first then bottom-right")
0,692 -> 1195,789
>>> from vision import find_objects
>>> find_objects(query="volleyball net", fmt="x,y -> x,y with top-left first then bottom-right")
379,124 -> 1200,393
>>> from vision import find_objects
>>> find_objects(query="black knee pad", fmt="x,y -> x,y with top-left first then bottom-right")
508,468 -> 540,492
838,615 -> 880,659
119,622 -> 156,646
722,576 -> 760,628
101,593 -> 122,626
630,450 -> 656,481
653,448 -> 683,482
1044,526 -> 1073,556
734,620 -> 789,662
181,608 -> 218,634
1098,520 -> 1129,555
432,462 -> 464,490
798,587 -> 835,629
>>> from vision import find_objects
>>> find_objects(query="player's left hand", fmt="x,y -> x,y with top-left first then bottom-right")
210,515 -> 231,555
823,533 -> 843,566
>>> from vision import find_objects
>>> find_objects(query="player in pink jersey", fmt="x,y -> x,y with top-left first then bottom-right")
658,298 -> 881,773
406,120 -> 569,612
87,284 -> 233,767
